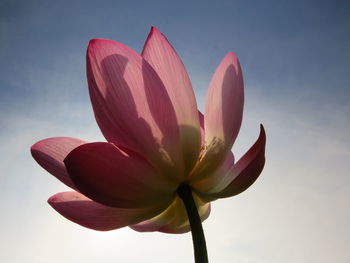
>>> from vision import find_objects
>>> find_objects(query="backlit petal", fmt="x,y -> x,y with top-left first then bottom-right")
87,39 -> 183,179
64,142 -> 177,208
190,151 -> 234,194
48,191 -> 167,231
130,193 -> 210,234
31,137 -> 86,190
205,51 -> 244,149
200,125 -> 266,201
142,27 -> 201,173
189,52 -> 244,180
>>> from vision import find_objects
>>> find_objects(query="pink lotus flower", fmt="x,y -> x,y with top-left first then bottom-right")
31,27 -> 265,234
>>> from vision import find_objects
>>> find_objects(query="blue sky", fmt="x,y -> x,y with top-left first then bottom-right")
1,0 -> 350,262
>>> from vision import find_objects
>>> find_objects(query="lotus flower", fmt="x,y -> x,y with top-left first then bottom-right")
31,27 -> 266,234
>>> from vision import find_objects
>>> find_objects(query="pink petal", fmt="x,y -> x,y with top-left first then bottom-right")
205,51 -> 244,148
189,52 -> 244,181
64,142 -> 177,208
48,191 -> 167,231
130,193 -> 210,234
87,39 -> 184,179
142,27 -> 201,173
31,137 -> 86,190
202,125 -> 266,200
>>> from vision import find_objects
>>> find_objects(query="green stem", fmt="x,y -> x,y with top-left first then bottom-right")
177,184 -> 209,263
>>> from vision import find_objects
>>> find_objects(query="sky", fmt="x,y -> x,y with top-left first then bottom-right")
1,0 -> 350,262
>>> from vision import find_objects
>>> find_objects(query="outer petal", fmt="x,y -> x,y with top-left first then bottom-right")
199,125 -> 266,201
190,52 -> 244,180
31,137 -> 86,190
87,39 -> 183,180
64,142 -> 177,208
48,191 -> 167,231
130,193 -> 210,234
142,27 -> 201,173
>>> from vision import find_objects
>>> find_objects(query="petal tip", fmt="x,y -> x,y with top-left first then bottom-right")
143,26 -> 164,54
30,139 -> 44,152
87,38 -> 117,52
150,25 -> 157,32
150,26 -> 161,35
224,51 -> 239,63
88,38 -> 97,45
30,139 -> 48,160
259,124 -> 266,142
30,143 -> 39,156
88,38 -> 109,44
48,195 -> 58,205
88,39 -> 102,49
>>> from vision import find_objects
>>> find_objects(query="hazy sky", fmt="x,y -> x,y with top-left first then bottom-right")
1,0 -> 349,262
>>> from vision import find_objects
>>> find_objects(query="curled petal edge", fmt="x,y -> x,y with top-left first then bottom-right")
31,137 -> 86,190
197,124 -> 266,201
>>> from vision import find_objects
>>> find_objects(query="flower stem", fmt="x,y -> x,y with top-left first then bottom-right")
177,184 -> 209,263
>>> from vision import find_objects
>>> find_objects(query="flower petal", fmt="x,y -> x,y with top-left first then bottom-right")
205,51 -> 244,149
48,191 -> 167,231
64,142 -> 177,208
130,192 -> 210,234
189,52 -> 244,180
31,137 -> 86,190
87,39 -> 184,179
201,125 -> 266,201
190,151 -> 234,194
142,27 -> 201,173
